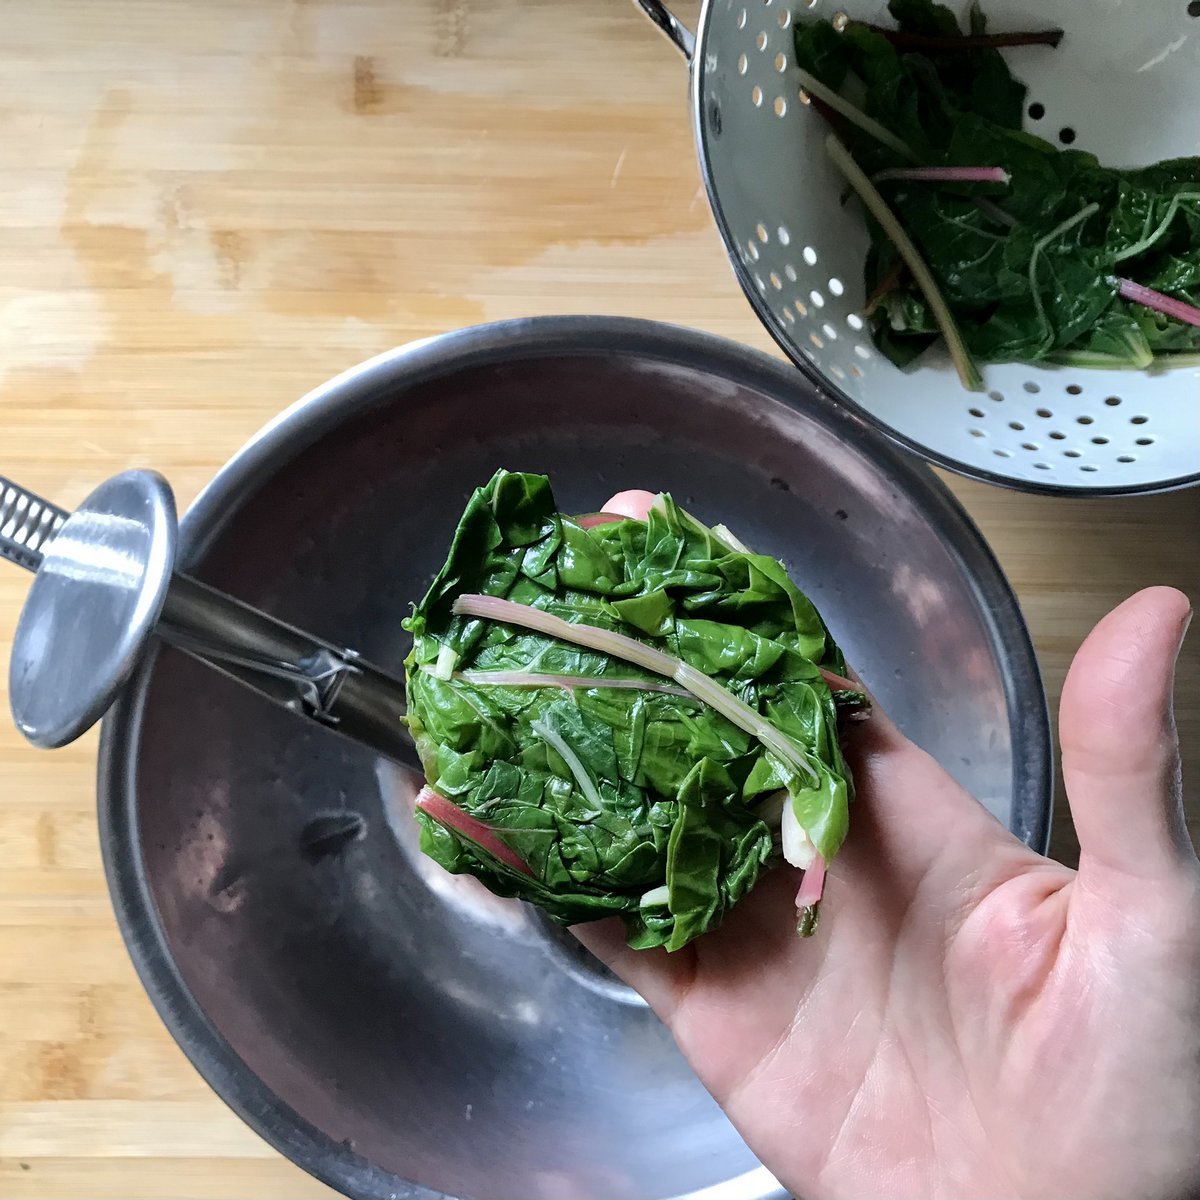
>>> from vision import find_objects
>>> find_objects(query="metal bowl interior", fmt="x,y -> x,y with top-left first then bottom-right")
99,317 -> 1051,1200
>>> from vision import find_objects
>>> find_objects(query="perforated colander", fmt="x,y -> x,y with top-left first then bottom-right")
634,0 -> 1200,493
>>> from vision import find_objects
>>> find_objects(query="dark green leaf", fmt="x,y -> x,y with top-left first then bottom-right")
888,0 -> 961,37
870,315 -> 938,368
793,18 -> 851,89
791,2 -> 1199,374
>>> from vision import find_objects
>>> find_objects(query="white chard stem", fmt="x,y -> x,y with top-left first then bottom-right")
825,133 -> 984,392
452,594 -> 820,786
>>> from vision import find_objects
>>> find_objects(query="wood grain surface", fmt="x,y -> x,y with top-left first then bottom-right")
0,2 -> 1196,1196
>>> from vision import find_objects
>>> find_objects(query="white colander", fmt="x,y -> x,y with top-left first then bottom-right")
634,0 -> 1200,493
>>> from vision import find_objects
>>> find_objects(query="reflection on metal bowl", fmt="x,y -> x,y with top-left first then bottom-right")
98,318 -> 1050,1200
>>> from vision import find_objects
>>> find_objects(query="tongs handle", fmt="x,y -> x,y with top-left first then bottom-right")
3,468 -> 417,769
159,574 -> 415,766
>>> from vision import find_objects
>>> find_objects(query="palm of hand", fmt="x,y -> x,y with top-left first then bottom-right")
581,581 -> 1200,1200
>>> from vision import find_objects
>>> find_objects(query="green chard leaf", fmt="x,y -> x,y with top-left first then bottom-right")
791,1 -> 1200,376
793,18 -> 852,89
403,471 -> 857,951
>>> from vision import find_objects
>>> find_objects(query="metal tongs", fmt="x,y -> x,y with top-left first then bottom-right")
1,470 -> 417,766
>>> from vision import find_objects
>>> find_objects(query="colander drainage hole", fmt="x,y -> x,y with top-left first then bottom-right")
1059,127 -> 1077,145
1189,1 -> 1200,17
1028,102 -> 1045,120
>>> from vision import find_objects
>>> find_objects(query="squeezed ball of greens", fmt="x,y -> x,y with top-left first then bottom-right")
403,471 -> 856,951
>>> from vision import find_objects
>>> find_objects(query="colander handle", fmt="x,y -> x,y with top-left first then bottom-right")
631,0 -> 695,61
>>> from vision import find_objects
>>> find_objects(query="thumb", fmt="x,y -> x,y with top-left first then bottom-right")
1059,586 -> 1194,883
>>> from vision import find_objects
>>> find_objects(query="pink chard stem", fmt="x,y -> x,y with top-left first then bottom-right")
874,167 -> 1010,184
1116,278 -> 1200,329
820,667 -> 860,692
415,787 -> 534,877
795,854 -> 827,910
848,22 -> 1063,51
794,854 -> 827,937
576,512 -> 625,529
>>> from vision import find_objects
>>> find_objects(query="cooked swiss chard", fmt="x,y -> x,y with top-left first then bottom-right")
795,0 -> 1200,386
403,470 -> 865,951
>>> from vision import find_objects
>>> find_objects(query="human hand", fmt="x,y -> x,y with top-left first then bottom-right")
579,493 -> 1200,1200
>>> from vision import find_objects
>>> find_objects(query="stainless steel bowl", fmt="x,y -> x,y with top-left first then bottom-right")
98,317 -> 1052,1200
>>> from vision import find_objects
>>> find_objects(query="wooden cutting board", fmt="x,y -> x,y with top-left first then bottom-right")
0,2 -> 1195,1196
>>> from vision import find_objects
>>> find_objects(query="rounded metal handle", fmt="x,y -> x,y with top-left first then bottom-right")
631,0 -> 695,61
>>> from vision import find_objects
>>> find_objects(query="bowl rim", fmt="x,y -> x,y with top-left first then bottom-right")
96,315 -> 1053,1200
